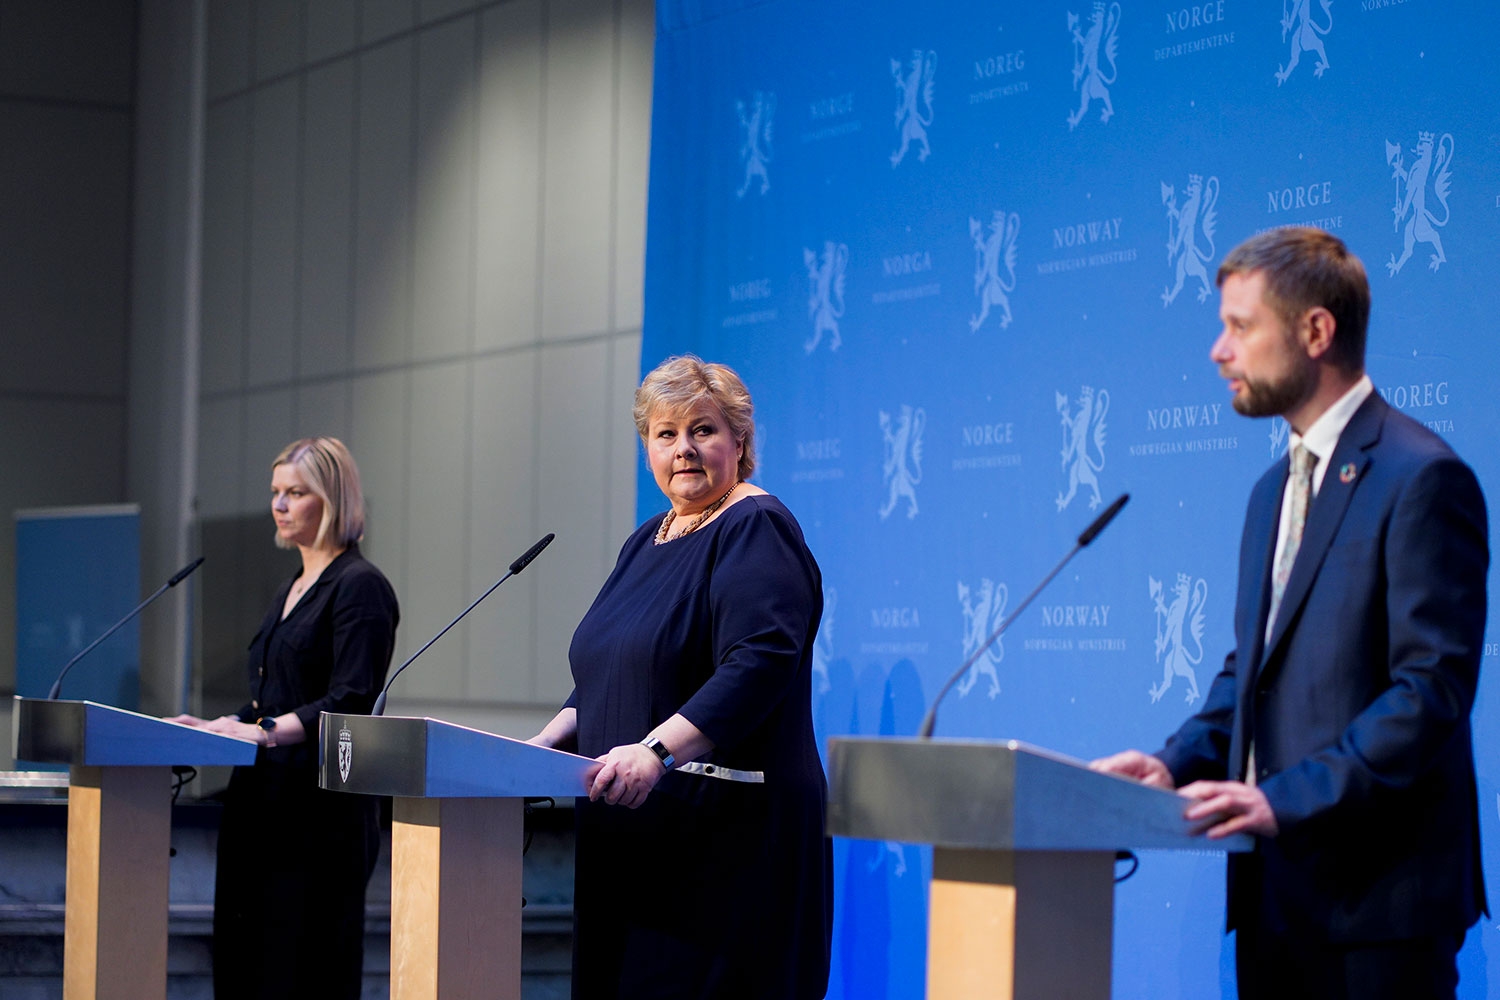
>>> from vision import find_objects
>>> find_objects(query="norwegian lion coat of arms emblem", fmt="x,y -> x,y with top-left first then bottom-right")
889,50 -> 936,166
803,242 -> 848,354
1161,174 -> 1218,307
1276,0 -> 1332,85
969,211 -> 1020,332
1067,2 -> 1121,130
1384,131 -> 1454,275
1055,386 -> 1109,511
879,405 -> 925,521
957,578 -> 1008,699
1149,574 -> 1207,704
735,91 -> 774,198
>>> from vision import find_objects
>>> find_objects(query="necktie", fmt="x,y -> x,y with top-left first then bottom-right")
1267,443 -> 1315,631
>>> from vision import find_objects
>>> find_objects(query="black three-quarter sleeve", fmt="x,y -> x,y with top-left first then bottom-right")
290,565 -> 399,736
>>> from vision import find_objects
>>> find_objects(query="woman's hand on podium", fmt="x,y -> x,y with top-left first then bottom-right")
587,743 -> 665,809
165,713 -> 207,727
165,713 -> 303,747
1089,749 -> 1174,789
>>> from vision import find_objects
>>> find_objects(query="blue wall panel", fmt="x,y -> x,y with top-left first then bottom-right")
644,2 -> 1500,995
15,506 -> 141,709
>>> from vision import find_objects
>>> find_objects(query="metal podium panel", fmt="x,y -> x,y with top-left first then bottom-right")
827,737 -> 1251,853
12,696 -> 257,767
319,713 -> 595,799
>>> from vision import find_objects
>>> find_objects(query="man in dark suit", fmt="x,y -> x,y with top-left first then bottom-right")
1093,227 -> 1488,999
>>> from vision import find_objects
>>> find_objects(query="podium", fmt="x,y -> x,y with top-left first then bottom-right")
318,712 -> 594,1000
827,737 -> 1251,1000
11,696 -> 257,1000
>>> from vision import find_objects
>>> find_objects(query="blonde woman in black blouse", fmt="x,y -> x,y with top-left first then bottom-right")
171,437 -> 398,1000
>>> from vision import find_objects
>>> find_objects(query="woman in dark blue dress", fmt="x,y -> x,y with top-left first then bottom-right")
531,356 -> 833,1000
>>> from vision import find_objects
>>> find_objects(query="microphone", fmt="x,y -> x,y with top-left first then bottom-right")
916,495 -> 1128,739
1077,492 -> 1128,546
508,533 -> 554,575
371,533 -> 554,716
46,556 -> 206,700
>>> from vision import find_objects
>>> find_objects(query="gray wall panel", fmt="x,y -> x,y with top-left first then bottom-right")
360,0 -> 416,45
418,0 -> 480,24
193,0 -> 650,739
540,0 -> 614,342
467,350 -> 540,701
412,17 -> 478,363
614,0 -> 652,333
0,104 -> 132,396
0,0 -> 137,104
299,61 -> 356,379
241,388 -> 297,509
253,0 -> 303,82
202,96 -> 250,395
354,38 -> 415,369
400,361 -> 471,700
198,396 -> 245,522
474,0 -> 543,353
206,0 -> 252,100
246,78 -> 301,387
303,0 -> 357,64
348,370 -> 411,637
609,330 -> 645,539
534,338 -> 611,703
294,379 -> 352,443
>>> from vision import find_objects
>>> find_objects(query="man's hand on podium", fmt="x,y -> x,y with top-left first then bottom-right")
1089,749 -> 1174,789
1090,750 -> 1279,839
1179,780 -> 1278,839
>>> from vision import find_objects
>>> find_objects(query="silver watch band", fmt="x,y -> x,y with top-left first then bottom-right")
640,735 -> 675,770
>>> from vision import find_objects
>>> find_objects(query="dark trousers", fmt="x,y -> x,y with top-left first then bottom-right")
1236,922 -> 1462,1000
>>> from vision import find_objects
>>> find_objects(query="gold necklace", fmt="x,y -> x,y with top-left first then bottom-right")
655,482 -> 739,545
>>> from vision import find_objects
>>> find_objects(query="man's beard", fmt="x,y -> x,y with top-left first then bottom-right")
1230,362 -> 1314,418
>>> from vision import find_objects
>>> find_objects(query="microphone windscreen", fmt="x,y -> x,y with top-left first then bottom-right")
1076,493 -> 1128,546
509,533 -> 556,575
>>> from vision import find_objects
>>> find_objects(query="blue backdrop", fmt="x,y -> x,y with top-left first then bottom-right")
642,1 -> 1500,996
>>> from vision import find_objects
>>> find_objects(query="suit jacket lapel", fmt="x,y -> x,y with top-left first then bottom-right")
1259,393 -> 1386,676
1233,462 -> 1284,778
1240,467 -> 1283,685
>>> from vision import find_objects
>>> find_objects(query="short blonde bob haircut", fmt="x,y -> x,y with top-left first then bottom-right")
271,437 -> 366,549
633,355 -> 756,481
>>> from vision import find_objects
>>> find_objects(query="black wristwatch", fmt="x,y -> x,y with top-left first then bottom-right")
640,735 -> 675,770
256,716 -> 278,749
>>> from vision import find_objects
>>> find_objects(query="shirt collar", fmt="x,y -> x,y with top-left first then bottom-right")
1288,374 -> 1373,462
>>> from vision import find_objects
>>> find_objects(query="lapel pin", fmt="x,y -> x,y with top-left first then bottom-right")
1339,462 -> 1357,484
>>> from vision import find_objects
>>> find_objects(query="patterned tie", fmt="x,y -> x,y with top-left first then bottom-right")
1267,443 -> 1316,632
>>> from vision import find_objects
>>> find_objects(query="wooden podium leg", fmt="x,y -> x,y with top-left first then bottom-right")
64,765 -> 171,1000
927,848 -> 1114,1000
391,797 -> 523,1000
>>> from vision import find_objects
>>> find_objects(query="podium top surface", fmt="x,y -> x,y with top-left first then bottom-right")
827,736 -> 1251,853
318,712 -> 595,799
12,696 -> 257,767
